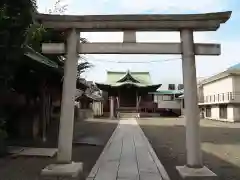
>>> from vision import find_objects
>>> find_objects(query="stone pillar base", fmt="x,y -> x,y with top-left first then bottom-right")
40,162 -> 83,180
176,165 -> 217,180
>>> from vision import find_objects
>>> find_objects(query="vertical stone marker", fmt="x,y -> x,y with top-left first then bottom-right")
110,96 -> 115,119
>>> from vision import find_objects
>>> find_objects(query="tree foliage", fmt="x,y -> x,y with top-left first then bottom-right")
0,0 -> 37,51
77,61 -> 93,79
47,0 -> 68,15
0,0 -> 92,90
0,0 -> 38,89
0,0 -> 92,139
30,0 -> 92,76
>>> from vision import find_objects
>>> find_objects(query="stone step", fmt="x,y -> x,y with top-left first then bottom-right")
116,107 -> 137,113
118,113 -> 139,118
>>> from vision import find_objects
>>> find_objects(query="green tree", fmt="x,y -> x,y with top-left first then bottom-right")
0,0 -> 91,89
31,0 -> 92,76
0,0 -> 38,90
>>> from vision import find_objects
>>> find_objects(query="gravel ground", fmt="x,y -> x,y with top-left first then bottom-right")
0,118 -> 118,180
137,118 -> 240,180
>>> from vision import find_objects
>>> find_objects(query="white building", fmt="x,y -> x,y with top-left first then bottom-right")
198,66 -> 240,122
178,78 -> 205,116
151,83 -> 184,116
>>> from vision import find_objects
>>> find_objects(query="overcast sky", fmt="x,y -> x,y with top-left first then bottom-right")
37,0 -> 239,88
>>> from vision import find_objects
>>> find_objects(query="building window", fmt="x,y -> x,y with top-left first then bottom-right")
206,106 -> 211,117
219,94 -> 222,101
162,95 -> 172,101
230,92 -> 234,100
219,104 -> 228,119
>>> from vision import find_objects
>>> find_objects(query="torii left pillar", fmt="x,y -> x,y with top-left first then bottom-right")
41,29 -> 83,179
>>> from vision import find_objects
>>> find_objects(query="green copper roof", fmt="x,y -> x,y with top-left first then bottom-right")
106,70 -> 152,85
99,81 -> 157,87
96,70 -> 161,91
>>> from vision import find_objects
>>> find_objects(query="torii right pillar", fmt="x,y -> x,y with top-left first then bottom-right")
177,30 -> 217,179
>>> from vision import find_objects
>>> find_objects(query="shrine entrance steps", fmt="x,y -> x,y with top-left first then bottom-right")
86,118 -> 170,180
116,107 -> 139,119
118,112 -> 139,118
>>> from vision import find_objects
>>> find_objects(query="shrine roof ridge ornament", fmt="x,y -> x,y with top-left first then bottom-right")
35,11 -> 231,31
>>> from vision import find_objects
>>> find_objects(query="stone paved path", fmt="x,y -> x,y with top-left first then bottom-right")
87,118 -> 170,180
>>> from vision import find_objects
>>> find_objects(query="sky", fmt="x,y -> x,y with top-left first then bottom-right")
36,0 -> 240,88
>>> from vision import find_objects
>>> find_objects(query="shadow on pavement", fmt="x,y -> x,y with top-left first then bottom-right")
0,119 -> 118,180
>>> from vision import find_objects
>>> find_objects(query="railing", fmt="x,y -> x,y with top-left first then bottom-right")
199,92 -> 240,104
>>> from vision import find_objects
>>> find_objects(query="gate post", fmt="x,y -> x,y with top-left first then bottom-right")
181,29 -> 202,167
41,29 -> 83,179
57,28 -> 79,163
110,96 -> 115,119
176,29 -> 216,179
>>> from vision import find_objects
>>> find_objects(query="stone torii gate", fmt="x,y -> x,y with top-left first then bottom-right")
36,11 -> 231,179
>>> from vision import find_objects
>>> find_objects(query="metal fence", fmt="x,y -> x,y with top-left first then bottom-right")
199,92 -> 240,104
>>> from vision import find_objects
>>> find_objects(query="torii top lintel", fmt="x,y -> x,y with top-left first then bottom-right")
35,11 -> 231,32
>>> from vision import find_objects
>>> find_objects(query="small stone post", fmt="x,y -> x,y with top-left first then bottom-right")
110,96 -> 115,119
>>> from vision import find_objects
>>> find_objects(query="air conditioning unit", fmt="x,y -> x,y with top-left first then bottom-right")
178,84 -> 184,90
168,84 -> 175,90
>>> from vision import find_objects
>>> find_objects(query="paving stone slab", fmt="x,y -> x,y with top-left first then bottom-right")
95,161 -> 119,180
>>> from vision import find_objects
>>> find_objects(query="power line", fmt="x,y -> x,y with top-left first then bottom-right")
117,57 -> 181,63
85,55 -> 182,64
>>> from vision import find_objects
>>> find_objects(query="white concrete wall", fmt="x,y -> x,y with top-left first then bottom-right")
204,105 -> 238,122
227,105 -> 235,122
233,105 -> 240,122
210,105 -> 219,120
157,101 -> 181,109
232,75 -> 240,92
203,76 -> 233,96
154,94 -> 181,109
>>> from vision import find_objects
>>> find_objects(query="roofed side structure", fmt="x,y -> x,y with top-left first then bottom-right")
149,89 -> 184,95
